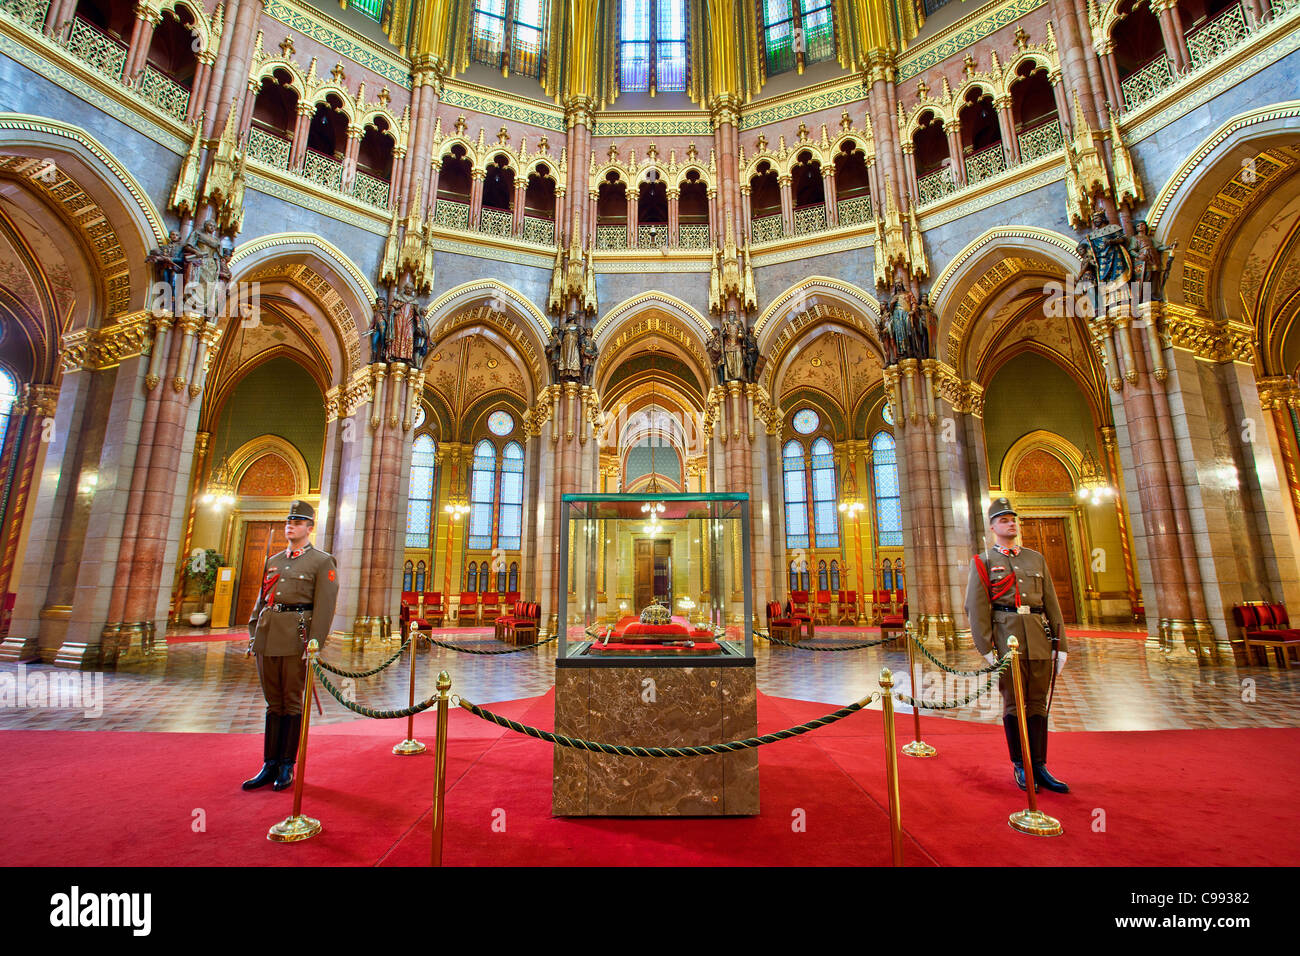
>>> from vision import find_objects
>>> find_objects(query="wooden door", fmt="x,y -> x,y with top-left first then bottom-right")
235,521 -> 287,626
653,539 -> 672,606
1019,517 -> 1077,624
633,539 -> 654,610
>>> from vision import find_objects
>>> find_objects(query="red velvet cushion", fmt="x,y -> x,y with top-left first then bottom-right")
816,590 -> 831,603
482,593 -> 499,606
623,622 -> 691,637
460,592 -> 477,604
588,641 -> 722,655
770,618 -> 796,627
1271,603 -> 1291,627
1232,605 -> 1253,627
1256,604 -> 1276,626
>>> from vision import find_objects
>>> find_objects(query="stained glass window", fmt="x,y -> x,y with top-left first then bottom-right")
467,561 -> 478,591
468,439 -> 497,549
403,560 -> 413,592
783,440 -> 808,549
882,558 -> 893,590
0,368 -> 17,465
405,434 -> 437,548
471,0 -> 548,79
792,407 -> 819,434
620,0 -> 687,94
352,0 -> 383,21
830,560 -> 840,591
811,436 -> 839,548
415,561 -> 427,592
872,430 -> 902,548
488,409 -> 515,436
761,0 -> 835,77
509,561 -> 519,593
498,441 -> 524,550
817,559 -> 828,591
881,402 -> 893,425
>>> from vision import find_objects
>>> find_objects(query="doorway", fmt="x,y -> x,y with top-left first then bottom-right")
235,520 -> 287,626
1018,516 -> 1078,624
633,538 -> 672,610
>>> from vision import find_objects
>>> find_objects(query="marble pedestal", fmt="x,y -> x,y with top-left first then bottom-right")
552,657 -> 759,816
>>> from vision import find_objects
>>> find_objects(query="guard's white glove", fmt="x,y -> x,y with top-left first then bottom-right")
1054,651 -> 1068,675
984,650 -> 998,665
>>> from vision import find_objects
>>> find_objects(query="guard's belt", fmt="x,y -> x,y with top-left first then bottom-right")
993,604 -> 1044,614
271,603 -> 313,613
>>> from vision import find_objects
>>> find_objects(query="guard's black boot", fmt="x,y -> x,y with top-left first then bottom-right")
242,713 -> 281,790
272,714 -> 301,791
1029,715 -> 1070,793
1003,715 -> 1036,792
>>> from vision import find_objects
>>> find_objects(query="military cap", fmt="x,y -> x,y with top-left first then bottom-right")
287,500 -> 315,522
987,497 -> 1017,523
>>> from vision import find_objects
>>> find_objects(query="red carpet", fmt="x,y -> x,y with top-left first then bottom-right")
1,691 -> 1296,866
164,633 -> 248,644
1070,629 -> 1149,641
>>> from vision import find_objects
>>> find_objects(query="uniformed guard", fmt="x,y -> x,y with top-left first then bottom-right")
964,497 -> 1069,793
242,500 -> 339,792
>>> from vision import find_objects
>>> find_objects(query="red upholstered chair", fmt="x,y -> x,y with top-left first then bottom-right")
480,591 -> 501,625
880,602 -> 907,642
494,601 -> 519,641
512,602 -> 540,645
766,600 -> 801,643
1234,602 -> 1300,667
458,591 -> 479,625
791,590 -> 811,617
503,591 -> 521,606
871,590 -> 888,624
838,590 -> 856,624
813,589 -> 833,625
399,591 -> 419,638
423,592 -> 445,628
785,597 -> 814,640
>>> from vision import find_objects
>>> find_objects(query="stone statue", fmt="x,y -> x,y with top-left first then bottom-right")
1083,209 -> 1132,314
388,277 -> 417,363
579,327 -> 598,386
912,292 -> 935,361
706,326 -> 725,385
1130,220 -> 1177,304
145,230 -> 184,313
888,281 -> 915,362
413,304 -> 431,369
1074,240 -> 1102,319
369,296 -> 388,364
558,313 -> 583,378
743,325 -> 760,384
182,218 -> 223,318
545,324 -> 561,381
723,311 -> 745,382
877,297 -> 896,366
214,236 -> 234,324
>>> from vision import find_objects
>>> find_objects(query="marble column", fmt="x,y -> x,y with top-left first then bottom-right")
123,4 -> 159,83
996,96 -> 1020,166
1152,0 -> 1190,73
288,103 -> 314,171
341,125 -> 362,192
778,174 -> 794,236
823,165 -> 839,226
945,122 -> 966,186
667,187 -> 679,246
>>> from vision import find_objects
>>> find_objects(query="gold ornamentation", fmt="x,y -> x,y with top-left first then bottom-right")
59,312 -> 153,372
1164,306 -> 1254,365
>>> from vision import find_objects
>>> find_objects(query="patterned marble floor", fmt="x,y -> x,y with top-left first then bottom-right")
1,622 -> 1297,735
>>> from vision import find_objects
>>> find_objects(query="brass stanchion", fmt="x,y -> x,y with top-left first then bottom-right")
1006,636 -> 1062,837
269,640 -> 324,843
393,630 -> 428,755
431,670 -> 451,867
901,621 -> 936,758
880,667 -> 905,867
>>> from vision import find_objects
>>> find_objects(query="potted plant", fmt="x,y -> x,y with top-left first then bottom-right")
182,549 -> 223,627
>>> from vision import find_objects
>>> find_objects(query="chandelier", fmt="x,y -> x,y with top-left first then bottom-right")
640,353 -> 667,525
1076,449 -> 1115,506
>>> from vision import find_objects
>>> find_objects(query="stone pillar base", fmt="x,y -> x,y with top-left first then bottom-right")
1149,619 -> 1229,664
0,635 -> 40,662
918,613 -> 958,649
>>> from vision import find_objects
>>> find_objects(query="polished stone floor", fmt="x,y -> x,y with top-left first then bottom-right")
1,623 -> 1296,735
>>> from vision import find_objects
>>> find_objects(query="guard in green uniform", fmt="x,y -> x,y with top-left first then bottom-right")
242,500 -> 339,792
964,498 -> 1069,793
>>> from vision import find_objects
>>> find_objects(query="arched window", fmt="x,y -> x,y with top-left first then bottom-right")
811,436 -> 839,548
403,560 -> 414,592
471,0 -> 548,78
872,431 -> 902,547
415,560 -> 427,592
782,439 -> 808,549
817,559 -> 828,591
467,561 -> 478,592
882,558 -> 894,591
619,0 -> 688,95
405,434 -> 437,548
498,441 -> 524,550
467,439 -> 498,550
508,561 -> 519,593
352,0 -> 383,20
830,560 -> 840,591
0,369 -> 18,463
761,1 -> 835,77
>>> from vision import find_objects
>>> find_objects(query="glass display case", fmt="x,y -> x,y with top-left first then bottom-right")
557,492 -> 753,661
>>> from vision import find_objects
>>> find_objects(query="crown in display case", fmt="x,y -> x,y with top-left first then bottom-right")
639,601 -> 672,625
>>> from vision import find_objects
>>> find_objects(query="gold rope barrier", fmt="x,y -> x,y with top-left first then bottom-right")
1006,636 -> 1062,837
431,670 -> 452,866
269,640 -> 324,843
901,621 -> 936,758
880,667 -> 904,866
393,631 -> 428,755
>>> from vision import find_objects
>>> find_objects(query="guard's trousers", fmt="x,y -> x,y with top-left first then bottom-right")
257,653 -> 306,716
999,657 -> 1053,719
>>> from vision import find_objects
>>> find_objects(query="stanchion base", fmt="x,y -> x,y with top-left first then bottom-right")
268,814 -> 323,843
901,740 -> 937,758
1008,809 -> 1062,837
393,739 -> 427,755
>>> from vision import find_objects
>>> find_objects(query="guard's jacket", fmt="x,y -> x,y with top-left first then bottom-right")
965,546 -> 1067,661
248,544 -> 339,656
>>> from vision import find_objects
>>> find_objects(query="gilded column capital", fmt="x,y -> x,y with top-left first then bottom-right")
1256,376 -> 1300,411
708,94 -> 742,128
60,312 -> 153,373
1164,305 -> 1254,365
24,383 -> 59,419
564,96 -> 595,129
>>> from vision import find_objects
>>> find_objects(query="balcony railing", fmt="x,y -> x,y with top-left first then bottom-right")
479,206 -> 512,238
352,170 -> 391,210
836,194 -> 872,226
965,143 -> 1007,184
247,127 -> 292,171
434,199 -> 470,231
302,150 -> 344,192
678,223 -> 710,249
1017,118 -> 1064,163
793,203 -> 828,235
917,168 -> 958,207
522,216 -> 554,245
138,64 -> 190,123
636,224 -> 668,248
1186,2 -> 1251,70
65,16 -> 127,81
595,224 -> 628,249
0,0 -> 48,30
750,214 -> 783,244
1121,54 -> 1175,111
